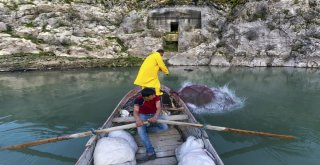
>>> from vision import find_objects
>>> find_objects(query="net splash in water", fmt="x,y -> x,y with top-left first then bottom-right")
179,83 -> 245,114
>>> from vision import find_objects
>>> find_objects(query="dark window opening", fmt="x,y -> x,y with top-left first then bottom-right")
171,22 -> 179,32
164,41 -> 178,52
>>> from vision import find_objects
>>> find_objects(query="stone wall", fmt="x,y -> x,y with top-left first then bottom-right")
0,0 -> 319,68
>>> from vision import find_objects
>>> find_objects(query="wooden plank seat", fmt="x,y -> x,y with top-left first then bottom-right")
112,114 -> 188,123
135,127 -> 183,165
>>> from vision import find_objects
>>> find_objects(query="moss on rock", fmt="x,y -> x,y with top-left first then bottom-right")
0,53 -> 144,72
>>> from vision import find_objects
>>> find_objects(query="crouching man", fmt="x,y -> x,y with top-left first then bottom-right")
133,88 -> 168,161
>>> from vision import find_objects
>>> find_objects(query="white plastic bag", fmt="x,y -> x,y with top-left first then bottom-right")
114,160 -> 137,165
178,149 -> 216,165
120,109 -> 130,117
108,130 -> 138,153
94,137 -> 135,165
175,136 -> 204,161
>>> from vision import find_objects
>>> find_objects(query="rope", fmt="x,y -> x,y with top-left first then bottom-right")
90,128 -> 97,135
201,124 -> 208,130
198,123 -> 209,139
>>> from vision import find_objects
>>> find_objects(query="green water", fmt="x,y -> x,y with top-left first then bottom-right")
0,67 -> 319,165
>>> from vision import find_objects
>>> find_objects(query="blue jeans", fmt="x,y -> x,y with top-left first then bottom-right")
137,114 -> 168,154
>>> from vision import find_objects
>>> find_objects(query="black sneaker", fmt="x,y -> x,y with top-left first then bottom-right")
147,153 -> 156,160
138,153 -> 156,163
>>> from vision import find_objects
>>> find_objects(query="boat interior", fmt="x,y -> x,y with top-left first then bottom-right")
76,87 -> 223,165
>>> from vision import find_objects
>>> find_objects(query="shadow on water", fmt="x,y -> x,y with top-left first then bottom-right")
15,148 -> 77,163
220,140 -> 286,159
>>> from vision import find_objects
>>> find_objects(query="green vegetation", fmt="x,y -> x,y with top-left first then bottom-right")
5,2 -> 18,10
133,29 -> 145,33
124,56 -> 144,65
81,44 -> 104,51
25,22 -> 34,28
0,53 -> 144,71
106,37 -> 128,52
82,45 -> 94,51
253,10 -> 267,21
2,26 -> 44,44
163,41 -> 178,52
64,0 -> 74,4
283,9 -> 289,15
42,25 -> 50,32
165,32 -> 179,34
9,52 -> 55,58
210,0 -> 248,8
167,0 -> 177,5
140,0 -> 248,7
24,35 -> 44,44
5,25 -> 13,34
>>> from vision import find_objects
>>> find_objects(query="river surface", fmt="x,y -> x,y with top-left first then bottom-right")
0,67 -> 319,165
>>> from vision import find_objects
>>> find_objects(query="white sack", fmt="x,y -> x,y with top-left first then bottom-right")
94,137 -> 135,165
175,136 -> 204,161
114,160 -> 137,165
178,149 -> 216,165
120,110 -> 130,117
108,130 -> 138,153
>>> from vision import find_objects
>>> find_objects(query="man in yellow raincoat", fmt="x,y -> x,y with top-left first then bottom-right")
134,49 -> 169,95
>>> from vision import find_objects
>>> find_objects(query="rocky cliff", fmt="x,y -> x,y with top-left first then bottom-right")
0,0 -> 319,69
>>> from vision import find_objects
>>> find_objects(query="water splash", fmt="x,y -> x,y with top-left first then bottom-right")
180,82 -> 245,114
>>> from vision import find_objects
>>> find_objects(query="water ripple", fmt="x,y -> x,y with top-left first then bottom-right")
0,115 -> 12,120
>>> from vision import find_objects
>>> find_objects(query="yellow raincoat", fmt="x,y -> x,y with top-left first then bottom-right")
134,52 -> 169,95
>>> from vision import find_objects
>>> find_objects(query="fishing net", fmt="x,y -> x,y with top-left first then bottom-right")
179,85 -> 214,106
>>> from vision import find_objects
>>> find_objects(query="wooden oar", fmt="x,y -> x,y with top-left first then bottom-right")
157,120 -> 296,140
0,121 -> 148,150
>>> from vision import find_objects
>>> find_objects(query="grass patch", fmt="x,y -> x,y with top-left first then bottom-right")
25,22 -> 34,28
82,45 -> 94,51
64,0 -> 74,4
0,53 -> 144,71
164,41 -> 178,52
214,0 -> 248,8
6,3 -> 18,10
4,25 -> 13,34
24,35 -> 44,44
165,32 -> 179,35
9,52 -> 55,58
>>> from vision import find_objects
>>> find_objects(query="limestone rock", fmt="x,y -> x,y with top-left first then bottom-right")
0,36 -> 40,55
0,22 -> 7,32
210,55 -> 230,67
168,43 -> 216,65
0,0 -> 319,67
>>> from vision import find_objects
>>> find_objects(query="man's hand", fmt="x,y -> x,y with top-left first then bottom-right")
148,116 -> 158,123
135,119 -> 144,127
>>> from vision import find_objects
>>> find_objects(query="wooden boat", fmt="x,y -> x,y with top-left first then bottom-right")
76,85 -> 224,165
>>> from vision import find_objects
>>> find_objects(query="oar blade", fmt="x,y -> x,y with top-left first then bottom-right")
0,122 -> 145,150
1,137 -> 67,150
224,128 -> 296,140
158,120 -> 296,140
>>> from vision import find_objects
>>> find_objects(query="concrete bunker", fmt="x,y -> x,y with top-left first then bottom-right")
149,9 -> 201,52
